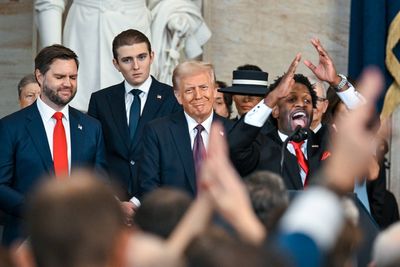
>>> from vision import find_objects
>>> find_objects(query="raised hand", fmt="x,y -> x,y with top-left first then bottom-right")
264,53 -> 301,108
324,67 -> 384,193
304,38 -> 339,85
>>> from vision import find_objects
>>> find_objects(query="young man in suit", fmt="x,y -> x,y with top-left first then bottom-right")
0,44 -> 106,246
139,61 -> 232,197
87,29 -> 181,215
228,38 -> 363,190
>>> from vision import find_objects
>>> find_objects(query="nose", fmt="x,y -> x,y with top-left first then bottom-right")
132,58 -> 139,70
194,88 -> 202,99
63,77 -> 72,87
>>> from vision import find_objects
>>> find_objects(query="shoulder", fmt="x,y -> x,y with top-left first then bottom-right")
91,82 -> 125,98
1,104 -> 36,125
70,107 -> 101,127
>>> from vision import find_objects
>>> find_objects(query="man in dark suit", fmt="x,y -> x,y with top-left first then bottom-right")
88,29 -> 181,214
139,61 -> 232,197
0,44 -> 106,246
229,38 -> 363,190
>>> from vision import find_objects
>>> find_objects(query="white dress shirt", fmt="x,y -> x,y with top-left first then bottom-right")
36,96 -> 71,173
184,111 -> 214,150
124,75 -> 152,125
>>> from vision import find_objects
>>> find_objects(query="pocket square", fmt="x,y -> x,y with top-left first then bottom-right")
321,151 -> 331,161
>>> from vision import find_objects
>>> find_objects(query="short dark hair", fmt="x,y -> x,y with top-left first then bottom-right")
267,73 -> 317,128
244,171 -> 289,231
134,187 -> 192,238
269,73 -> 317,108
112,29 -> 151,60
26,170 -> 124,267
34,44 -> 79,76
17,74 -> 38,98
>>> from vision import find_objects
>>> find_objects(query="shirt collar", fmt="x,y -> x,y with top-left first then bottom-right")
124,75 -> 152,95
312,123 -> 322,133
184,111 -> 214,134
37,96 -> 69,122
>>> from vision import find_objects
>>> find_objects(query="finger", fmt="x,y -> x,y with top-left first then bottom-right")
304,59 -> 317,72
208,121 -> 228,158
286,53 -> 301,75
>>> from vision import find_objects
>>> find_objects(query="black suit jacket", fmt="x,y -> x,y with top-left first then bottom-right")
0,102 -> 106,245
88,77 -> 181,198
228,118 -> 329,190
139,111 -> 233,197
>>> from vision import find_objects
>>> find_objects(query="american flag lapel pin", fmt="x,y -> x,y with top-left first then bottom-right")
78,124 -> 83,130
157,94 -> 162,99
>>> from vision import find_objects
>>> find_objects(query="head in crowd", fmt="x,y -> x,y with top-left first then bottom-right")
232,64 -> 264,117
268,73 -> 317,135
213,80 -> 232,118
24,170 -> 126,267
173,60 -> 216,123
244,171 -> 289,231
371,222 -> 400,267
134,187 -> 192,238
17,74 -> 41,109
34,44 -> 79,110
186,227 -> 288,267
309,78 -> 328,130
123,231 -> 184,267
112,29 -> 154,87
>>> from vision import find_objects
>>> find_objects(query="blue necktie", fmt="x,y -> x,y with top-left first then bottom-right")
129,89 -> 142,140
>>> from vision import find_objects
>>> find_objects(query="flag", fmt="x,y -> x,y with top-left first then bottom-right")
348,0 -> 400,117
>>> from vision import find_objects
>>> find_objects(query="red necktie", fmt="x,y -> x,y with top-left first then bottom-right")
290,141 -> 309,187
53,112 -> 68,177
193,124 -> 207,174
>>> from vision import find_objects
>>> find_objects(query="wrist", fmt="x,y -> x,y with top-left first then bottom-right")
331,74 -> 350,92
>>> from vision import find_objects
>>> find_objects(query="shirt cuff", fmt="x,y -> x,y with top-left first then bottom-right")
130,197 -> 141,208
244,99 -> 273,127
337,85 -> 365,110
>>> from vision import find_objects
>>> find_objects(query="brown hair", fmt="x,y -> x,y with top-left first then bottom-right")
112,29 -> 151,60
34,44 -> 79,75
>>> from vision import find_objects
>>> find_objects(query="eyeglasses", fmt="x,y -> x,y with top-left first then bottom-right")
316,96 -> 327,102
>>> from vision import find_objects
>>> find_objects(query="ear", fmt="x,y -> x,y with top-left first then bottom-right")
174,89 -> 182,105
322,99 -> 329,113
149,51 -> 155,64
112,58 -> 121,72
35,69 -> 43,88
272,105 -> 279,119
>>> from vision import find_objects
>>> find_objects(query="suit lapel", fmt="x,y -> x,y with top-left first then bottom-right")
69,108 -> 83,166
271,131 -> 304,189
109,82 -> 131,149
170,112 -> 196,193
26,104 -> 54,173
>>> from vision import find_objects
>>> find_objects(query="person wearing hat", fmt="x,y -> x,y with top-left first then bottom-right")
218,64 -> 268,121
219,65 -> 275,134
227,38 -> 363,190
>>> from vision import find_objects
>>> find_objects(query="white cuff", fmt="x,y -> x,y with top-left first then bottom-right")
337,85 -> 365,110
244,99 -> 273,127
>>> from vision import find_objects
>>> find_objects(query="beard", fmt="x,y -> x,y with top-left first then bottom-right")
42,83 -> 76,107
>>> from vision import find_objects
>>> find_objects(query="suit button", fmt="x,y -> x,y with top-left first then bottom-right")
130,160 -> 135,166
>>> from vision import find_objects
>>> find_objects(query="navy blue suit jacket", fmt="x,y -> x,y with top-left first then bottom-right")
0,102 -> 106,246
139,111 -> 233,197
88,77 -> 181,199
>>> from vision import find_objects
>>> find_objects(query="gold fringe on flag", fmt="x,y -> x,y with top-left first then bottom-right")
382,12 -> 400,119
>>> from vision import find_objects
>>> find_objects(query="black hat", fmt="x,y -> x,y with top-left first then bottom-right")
218,70 -> 268,96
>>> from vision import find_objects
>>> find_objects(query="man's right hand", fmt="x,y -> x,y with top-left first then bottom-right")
264,53 -> 301,108
120,201 -> 136,226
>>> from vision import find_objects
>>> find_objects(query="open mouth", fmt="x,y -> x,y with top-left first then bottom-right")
290,110 -> 308,129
